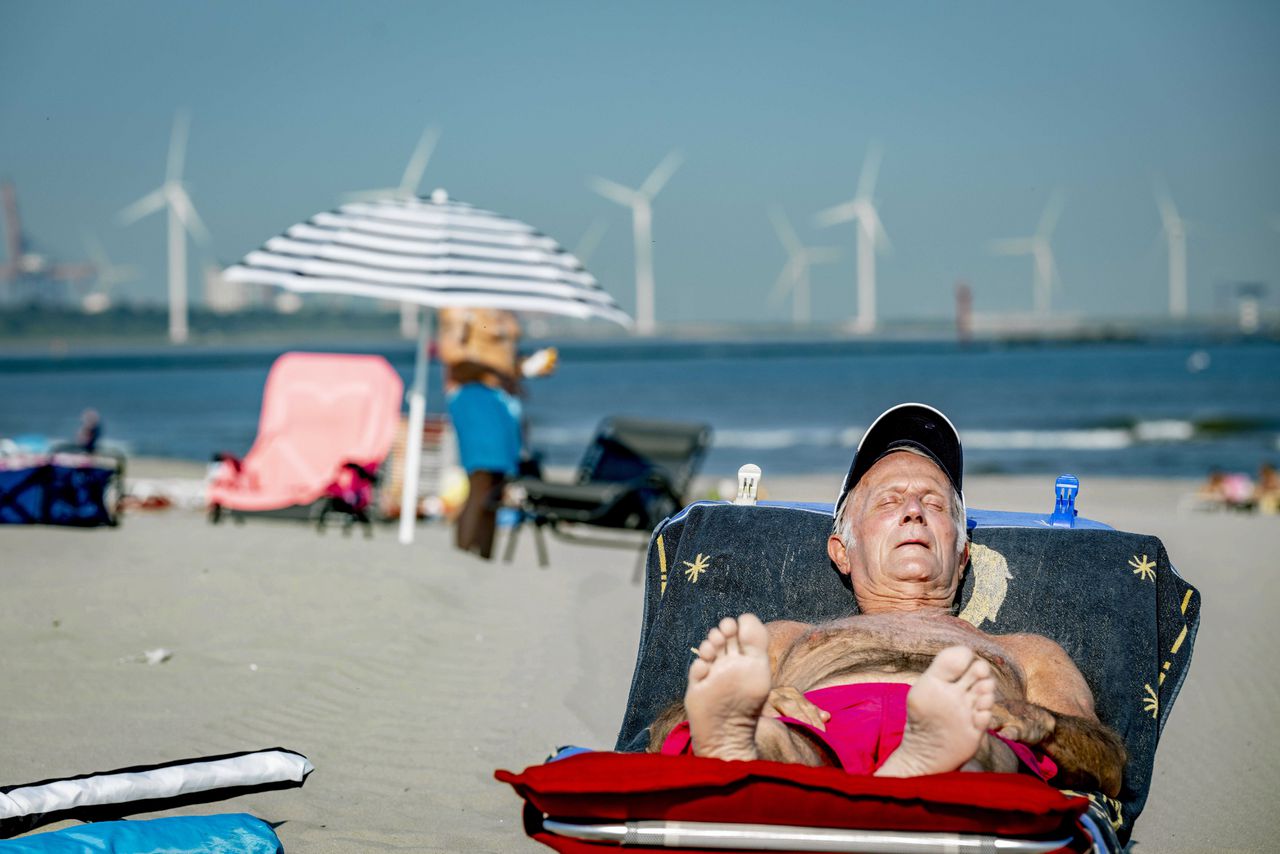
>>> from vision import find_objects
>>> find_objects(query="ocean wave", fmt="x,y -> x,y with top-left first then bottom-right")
961,429 -> 1133,450
1132,419 -> 1196,442
529,418 -> 1264,456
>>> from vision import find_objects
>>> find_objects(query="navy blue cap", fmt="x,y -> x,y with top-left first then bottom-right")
835,403 -> 963,518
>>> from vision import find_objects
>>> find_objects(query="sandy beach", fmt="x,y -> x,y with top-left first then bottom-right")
2,463 -> 1277,852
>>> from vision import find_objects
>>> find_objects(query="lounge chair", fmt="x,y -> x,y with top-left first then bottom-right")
499,470 -> 1200,853
503,417 -> 712,568
206,352 -> 403,536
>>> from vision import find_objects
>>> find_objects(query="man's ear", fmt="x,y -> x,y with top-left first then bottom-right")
960,539 -> 971,578
828,533 -> 852,577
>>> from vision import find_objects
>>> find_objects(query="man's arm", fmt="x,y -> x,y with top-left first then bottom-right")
995,633 -> 1127,796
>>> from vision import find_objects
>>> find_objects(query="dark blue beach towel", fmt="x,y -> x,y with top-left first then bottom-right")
616,501 -> 1200,845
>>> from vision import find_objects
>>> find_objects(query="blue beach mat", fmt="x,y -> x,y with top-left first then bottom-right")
0,814 -> 282,853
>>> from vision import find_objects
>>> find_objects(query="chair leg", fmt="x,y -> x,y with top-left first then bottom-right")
502,517 -> 522,563
533,523 -> 550,568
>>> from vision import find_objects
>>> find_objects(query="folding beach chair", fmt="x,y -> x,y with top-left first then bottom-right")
504,417 -> 712,568
499,473 -> 1200,853
207,352 -> 403,536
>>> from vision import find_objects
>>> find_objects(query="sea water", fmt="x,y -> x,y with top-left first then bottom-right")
1,337 -> 1276,479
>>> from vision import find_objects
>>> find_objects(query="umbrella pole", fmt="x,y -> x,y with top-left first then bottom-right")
397,305 -> 434,545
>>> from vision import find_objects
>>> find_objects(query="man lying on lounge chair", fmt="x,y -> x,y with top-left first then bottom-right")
649,403 -> 1127,797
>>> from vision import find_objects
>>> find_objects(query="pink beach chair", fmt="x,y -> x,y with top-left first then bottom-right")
207,352 -> 403,535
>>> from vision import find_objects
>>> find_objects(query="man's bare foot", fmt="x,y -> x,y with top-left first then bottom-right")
685,613 -> 773,761
876,646 -> 996,777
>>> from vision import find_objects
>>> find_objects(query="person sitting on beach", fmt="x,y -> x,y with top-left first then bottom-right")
650,403 -> 1127,796
75,408 -> 101,453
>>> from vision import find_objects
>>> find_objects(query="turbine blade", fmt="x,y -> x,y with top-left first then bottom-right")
116,188 -> 167,225
769,207 -> 802,254
399,126 -> 441,196
169,185 -> 211,244
589,176 -> 640,207
573,218 -> 609,264
814,200 -> 859,227
769,257 -> 799,305
639,149 -> 684,198
856,142 -> 884,200
167,109 -> 191,183
106,264 -> 140,287
988,237 -> 1033,255
867,206 -> 892,253
1152,178 -> 1180,233
82,230 -> 109,268
1037,190 -> 1064,238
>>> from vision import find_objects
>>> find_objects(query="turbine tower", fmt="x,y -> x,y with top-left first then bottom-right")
589,150 -> 683,336
117,110 -> 209,344
989,191 -> 1063,318
815,144 -> 891,334
345,127 -> 442,338
1155,183 -> 1187,319
769,208 -> 839,325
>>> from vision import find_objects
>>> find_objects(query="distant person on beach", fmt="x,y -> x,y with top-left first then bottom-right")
650,403 -> 1126,795
75,408 -> 101,453
1197,468 -> 1255,511
438,308 -> 556,559
1196,469 -> 1226,504
1253,463 -> 1280,515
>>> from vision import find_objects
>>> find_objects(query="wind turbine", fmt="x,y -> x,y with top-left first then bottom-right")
81,231 -> 138,314
345,127 -> 442,338
117,110 -> 210,344
589,150 -> 683,336
989,191 -> 1063,318
815,144 -> 891,334
345,126 -> 441,202
1154,182 -> 1187,319
769,208 -> 839,325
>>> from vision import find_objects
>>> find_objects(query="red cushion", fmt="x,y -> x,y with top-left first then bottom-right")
496,752 -> 1089,853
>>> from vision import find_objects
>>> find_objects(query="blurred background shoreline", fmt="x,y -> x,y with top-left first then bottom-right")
4,330 -> 1276,480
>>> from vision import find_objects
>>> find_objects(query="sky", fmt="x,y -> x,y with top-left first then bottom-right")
2,0 -> 1278,328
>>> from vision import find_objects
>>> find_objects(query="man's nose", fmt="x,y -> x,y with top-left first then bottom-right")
900,496 -> 925,523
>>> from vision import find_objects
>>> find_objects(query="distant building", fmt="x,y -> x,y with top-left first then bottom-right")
274,291 -> 303,314
1215,281 -> 1277,334
203,264 -> 251,314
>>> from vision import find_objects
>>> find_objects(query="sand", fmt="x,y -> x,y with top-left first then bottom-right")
1,466 -> 1276,853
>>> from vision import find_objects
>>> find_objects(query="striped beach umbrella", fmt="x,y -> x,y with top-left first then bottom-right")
225,189 -> 631,544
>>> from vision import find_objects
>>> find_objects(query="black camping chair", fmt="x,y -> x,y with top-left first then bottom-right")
503,417 -> 712,569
